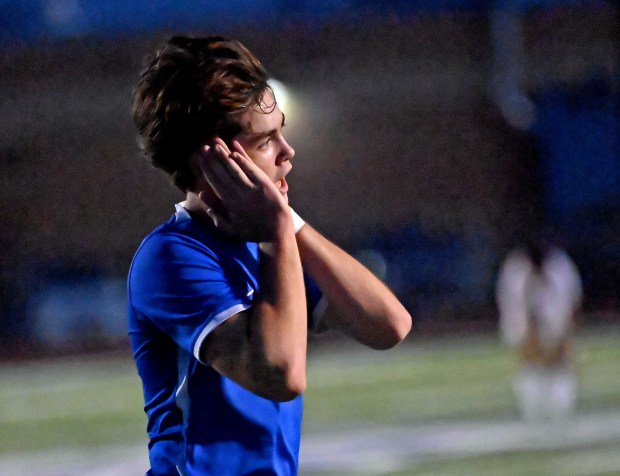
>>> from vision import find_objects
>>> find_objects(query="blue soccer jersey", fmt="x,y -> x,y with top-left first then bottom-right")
128,204 -> 322,476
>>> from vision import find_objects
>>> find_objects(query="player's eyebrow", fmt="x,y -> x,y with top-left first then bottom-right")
246,112 -> 286,139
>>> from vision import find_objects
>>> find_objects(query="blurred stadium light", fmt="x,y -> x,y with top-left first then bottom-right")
269,79 -> 294,117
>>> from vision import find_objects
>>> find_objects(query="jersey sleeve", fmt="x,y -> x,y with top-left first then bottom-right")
128,232 -> 252,361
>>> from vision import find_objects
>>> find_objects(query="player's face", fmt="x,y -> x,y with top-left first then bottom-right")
232,89 -> 295,200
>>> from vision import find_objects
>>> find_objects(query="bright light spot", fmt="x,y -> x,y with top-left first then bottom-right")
269,78 -> 292,115
268,78 -> 305,137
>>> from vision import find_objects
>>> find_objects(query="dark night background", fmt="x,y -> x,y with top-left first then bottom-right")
0,0 -> 618,357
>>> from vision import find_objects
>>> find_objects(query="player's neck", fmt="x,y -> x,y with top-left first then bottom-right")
183,191 -> 210,219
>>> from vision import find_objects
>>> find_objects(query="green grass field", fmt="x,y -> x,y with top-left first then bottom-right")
1,326 -> 619,474
305,328 -> 620,428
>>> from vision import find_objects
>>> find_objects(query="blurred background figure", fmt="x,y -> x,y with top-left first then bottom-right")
496,238 -> 583,422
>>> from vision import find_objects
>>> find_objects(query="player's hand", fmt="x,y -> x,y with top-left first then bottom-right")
196,138 -> 292,242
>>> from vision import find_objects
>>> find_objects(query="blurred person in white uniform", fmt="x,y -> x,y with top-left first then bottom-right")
496,239 -> 582,421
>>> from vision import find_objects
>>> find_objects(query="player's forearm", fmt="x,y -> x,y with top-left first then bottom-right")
296,225 -> 411,349
249,229 -> 308,399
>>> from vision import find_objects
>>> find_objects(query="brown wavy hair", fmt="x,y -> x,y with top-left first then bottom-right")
132,35 -> 270,192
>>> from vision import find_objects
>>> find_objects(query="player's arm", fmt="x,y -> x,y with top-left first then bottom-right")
296,224 -> 412,349
201,229 -> 307,401
193,141 -> 307,401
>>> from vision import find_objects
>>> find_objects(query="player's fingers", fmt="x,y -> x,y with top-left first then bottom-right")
228,141 -> 275,188
198,143 -> 253,192
212,147 -> 256,188
230,151 -> 273,189
230,140 -> 250,159
210,138 -> 254,186
211,137 -> 231,156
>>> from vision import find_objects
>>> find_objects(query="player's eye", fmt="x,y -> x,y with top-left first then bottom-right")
259,137 -> 272,149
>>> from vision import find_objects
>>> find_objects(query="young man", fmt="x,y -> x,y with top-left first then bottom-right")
129,35 -> 411,476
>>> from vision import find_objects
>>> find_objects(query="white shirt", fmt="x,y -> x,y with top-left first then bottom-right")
496,247 -> 582,348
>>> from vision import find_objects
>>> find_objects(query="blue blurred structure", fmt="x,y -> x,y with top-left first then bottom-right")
0,0 -> 599,44
533,75 -> 620,305
533,78 -> 620,226
29,277 -> 127,350
356,225 -> 494,327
